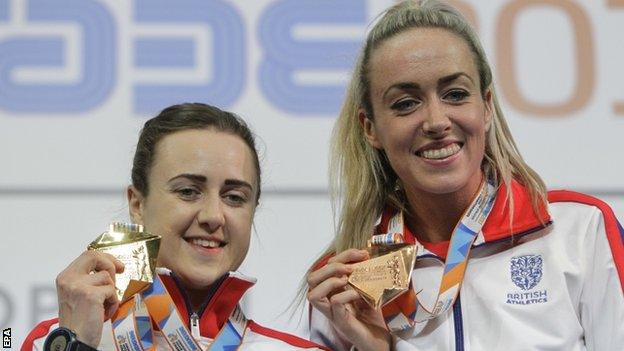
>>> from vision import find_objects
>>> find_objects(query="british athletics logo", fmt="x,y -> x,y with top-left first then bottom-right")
506,254 -> 548,305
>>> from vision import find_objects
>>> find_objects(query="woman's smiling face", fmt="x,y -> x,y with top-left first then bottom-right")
129,128 -> 258,291
362,27 -> 492,200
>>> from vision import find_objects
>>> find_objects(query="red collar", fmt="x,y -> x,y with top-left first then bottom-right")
159,271 -> 255,338
378,180 -> 551,258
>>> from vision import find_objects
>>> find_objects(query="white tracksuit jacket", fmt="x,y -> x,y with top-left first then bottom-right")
310,181 -> 624,350
24,271 -> 328,351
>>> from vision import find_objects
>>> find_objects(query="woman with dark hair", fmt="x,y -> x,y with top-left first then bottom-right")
306,1 -> 624,350
23,103 -> 328,351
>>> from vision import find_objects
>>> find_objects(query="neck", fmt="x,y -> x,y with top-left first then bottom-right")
187,288 -> 211,312
178,274 -> 227,313
404,177 -> 483,243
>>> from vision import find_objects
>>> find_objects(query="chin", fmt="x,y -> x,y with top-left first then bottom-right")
179,268 -> 226,290
412,174 -> 470,195
423,184 -> 465,195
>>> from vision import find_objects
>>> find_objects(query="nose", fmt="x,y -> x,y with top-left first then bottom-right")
422,100 -> 451,137
196,194 -> 225,233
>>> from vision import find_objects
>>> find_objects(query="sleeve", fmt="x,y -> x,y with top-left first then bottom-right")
308,304 -> 353,351
393,335 -> 421,351
579,206 -> 624,350
310,305 -> 423,351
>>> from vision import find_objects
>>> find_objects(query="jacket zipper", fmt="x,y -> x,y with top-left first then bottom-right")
453,294 -> 464,351
190,312 -> 201,339
168,271 -> 229,335
169,272 -> 195,320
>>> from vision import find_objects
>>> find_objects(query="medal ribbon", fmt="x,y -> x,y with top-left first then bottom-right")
382,180 -> 496,331
112,273 -> 246,351
111,295 -> 154,351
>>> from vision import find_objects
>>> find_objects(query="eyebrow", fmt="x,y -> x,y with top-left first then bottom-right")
168,174 -> 253,191
382,72 -> 475,101
168,173 -> 206,183
438,72 -> 475,86
224,179 -> 253,191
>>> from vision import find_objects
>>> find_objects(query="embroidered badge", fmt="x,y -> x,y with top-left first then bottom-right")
506,254 -> 548,305
510,254 -> 543,290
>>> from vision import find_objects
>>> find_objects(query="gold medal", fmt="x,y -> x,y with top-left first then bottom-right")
88,223 -> 160,302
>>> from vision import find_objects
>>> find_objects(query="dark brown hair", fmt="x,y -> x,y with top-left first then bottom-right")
131,102 -> 261,203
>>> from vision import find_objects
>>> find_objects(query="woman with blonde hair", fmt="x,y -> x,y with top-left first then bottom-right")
306,1 -> 624,350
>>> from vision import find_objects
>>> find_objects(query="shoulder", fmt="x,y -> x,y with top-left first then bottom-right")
21,318 -> 59,351
548,190 -> 624,288
547,190 -> 622,233
241,320 -> 330,350
549,190 -> 617,212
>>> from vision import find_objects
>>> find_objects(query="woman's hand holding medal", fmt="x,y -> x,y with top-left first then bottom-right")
55,251 -> 124,347
307,248 -> 392,351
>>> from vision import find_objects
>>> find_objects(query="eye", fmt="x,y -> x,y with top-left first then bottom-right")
223,192 -> 248,206
390,98 -> 420,114
175,187 -> 201,201
444,89 -> 469,103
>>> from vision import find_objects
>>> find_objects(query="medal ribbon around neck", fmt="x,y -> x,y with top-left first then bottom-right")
382,180 -> 497,331
111,273 -> 247,351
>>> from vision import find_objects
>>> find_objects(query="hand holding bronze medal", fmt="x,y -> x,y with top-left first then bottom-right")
347,233 -> 417,309
87,223 -> 161,302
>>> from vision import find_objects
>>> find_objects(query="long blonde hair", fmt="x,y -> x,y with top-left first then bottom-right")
324,0 -> 547,259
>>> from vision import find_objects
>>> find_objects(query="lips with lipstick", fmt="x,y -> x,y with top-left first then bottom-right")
416,142 -> 462,160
